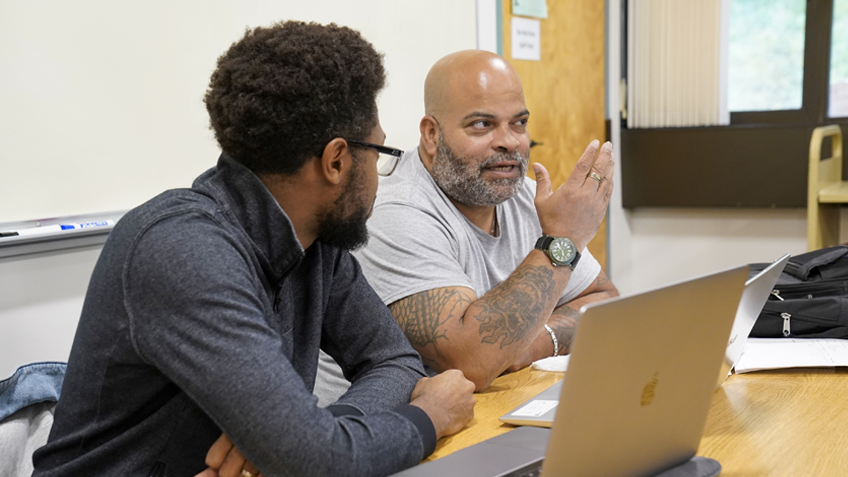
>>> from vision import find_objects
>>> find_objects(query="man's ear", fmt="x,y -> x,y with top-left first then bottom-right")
318,138 -> 352,185
419,116 -> 439,158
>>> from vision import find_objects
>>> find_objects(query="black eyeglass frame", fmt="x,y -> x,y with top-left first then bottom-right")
346,139 -> 404,176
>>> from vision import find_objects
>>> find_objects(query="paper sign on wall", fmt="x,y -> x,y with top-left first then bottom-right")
511,17 -> 541,61
512,0 -> 548,19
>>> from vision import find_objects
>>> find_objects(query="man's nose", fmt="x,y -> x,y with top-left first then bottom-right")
492,123 -> 521,152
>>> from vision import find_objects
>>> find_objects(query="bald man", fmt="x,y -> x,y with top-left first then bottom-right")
308,50 -> 618,404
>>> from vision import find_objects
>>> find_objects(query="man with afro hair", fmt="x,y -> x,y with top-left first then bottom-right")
32,21 -> 475,477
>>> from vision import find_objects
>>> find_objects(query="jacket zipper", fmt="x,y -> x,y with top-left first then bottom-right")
274,283 -> 284,313
273,254 -> 304,313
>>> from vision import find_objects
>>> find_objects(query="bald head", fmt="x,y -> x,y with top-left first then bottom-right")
417,50 -> 531,188
424,50 -> 524,119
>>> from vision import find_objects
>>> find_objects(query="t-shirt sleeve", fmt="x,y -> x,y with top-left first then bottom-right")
557,247 -> 602,306
355,201 -> 479,305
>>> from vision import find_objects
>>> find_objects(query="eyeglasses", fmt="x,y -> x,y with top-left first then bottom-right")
346,139 -> 403,176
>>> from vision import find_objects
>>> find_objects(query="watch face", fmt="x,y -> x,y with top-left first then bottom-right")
550,238 -> 576,264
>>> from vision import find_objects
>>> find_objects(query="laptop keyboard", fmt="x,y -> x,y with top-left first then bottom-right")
504,459 -> 543,477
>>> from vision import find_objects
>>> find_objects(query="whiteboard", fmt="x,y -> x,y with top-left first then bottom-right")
0,0 -> 477,223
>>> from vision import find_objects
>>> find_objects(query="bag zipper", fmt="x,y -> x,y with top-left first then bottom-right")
781,313 -> 791,336
769,281 -> 846,300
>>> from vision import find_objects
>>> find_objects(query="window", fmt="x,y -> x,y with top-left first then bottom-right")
728,0 -> 807,112
621,0 -> 848,208
830,0 -> 848,116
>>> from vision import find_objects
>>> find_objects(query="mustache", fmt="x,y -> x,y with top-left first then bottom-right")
478,150 -> 529,171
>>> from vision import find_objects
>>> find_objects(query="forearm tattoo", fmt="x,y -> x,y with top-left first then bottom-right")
474,264 -> 555,349
547,272 -> 615,354
389,288 -> 473,348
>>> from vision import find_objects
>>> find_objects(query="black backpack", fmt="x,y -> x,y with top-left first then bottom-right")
749,245 -> 848,339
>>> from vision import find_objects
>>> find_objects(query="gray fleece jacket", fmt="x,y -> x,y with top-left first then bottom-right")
32,155 -> 434,477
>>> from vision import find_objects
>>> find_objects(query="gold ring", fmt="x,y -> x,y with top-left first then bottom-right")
241,470 -> 256,477
589,172 -> 603,183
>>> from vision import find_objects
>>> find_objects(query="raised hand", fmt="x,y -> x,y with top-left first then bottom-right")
533,140 -> 614,250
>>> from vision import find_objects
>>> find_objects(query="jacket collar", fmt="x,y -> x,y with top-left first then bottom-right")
193,154 -> 305,281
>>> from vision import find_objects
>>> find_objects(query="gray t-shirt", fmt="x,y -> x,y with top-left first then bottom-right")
314,147 -> 601,405
355,147 -> 600,306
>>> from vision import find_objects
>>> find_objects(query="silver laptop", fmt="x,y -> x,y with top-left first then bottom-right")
715,253 -> 789,387
500,254 -> 789,428
391,265 -> 749,477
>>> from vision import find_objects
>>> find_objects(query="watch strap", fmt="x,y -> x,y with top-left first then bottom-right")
534,235 -> 554,251
570,249 -> 582,270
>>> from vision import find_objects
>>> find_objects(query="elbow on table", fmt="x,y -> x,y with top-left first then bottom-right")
430,354 -> 500,392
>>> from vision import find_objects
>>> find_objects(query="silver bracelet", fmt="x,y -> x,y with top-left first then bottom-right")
544,324 -> 559,357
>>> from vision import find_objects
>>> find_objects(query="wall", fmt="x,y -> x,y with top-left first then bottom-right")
606,0 -> 808,296
0,247 -> 100,377
0,0 -> 475,223
0,0 -> 476,378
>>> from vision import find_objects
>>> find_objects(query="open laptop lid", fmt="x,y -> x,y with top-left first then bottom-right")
716,253 -> 790,386
394,266 -> 748,477
540,265 -> 748,477
500,256 -> 790,428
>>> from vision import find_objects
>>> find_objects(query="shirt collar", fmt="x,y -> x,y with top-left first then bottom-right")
193,154 -> 305,280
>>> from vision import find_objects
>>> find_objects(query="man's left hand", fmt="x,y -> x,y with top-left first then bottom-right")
194,434 -> 263,477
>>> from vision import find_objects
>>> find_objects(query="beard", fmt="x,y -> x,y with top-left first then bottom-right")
431,131 -> 529,207
315,160 -> 371,251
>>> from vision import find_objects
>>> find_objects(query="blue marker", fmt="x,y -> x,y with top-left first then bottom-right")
60,220 -> 115,230
0,220 -> 115,238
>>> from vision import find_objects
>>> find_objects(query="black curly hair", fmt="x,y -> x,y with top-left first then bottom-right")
204,21 -> 386,175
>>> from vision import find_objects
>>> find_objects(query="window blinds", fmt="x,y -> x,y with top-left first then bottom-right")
627,0 -> 730,128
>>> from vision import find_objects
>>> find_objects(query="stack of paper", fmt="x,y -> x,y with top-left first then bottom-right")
734,338 -> 848,373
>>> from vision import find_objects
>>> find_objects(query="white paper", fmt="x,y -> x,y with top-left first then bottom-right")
734,338 -> 848,373
511,17 -> 541,61
531,354 -> 570,372
512,399 -> 558,417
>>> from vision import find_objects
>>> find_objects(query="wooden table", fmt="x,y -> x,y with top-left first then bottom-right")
429,367 -> 848,476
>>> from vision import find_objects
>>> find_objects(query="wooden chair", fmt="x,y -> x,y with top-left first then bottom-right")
808,125 -> 845,251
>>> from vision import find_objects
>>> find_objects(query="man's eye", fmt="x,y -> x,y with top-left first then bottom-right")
470,120 -> 490,129
515,118 -> 529,127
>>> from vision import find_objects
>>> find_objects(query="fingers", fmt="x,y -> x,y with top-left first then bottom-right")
204,434 -> 262,477
532,162 -> 552,201
206,434 -> 234,469
218,445 -> 249,477
570,139 -> 600,186
592,141 -> 614,181
242,462 -> 262,477
409,370 -> 476,440
594,143 -> 615,198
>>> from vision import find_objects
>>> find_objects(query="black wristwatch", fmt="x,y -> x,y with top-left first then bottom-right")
534,235 -> 581,269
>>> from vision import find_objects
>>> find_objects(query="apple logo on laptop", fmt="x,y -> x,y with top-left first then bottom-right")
640,373 -> 659,406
